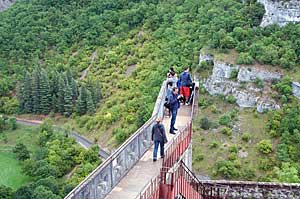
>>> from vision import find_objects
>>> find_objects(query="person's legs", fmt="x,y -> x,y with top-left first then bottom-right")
183,87 -> 190,103
160,141 -> 165,158
180,86 -> 185,102
153,141 -> 159,161
170,108 -> 178,133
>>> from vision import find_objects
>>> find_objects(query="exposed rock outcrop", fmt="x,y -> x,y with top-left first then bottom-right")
0,0 -> 15,12
292,82 -> 300,98
200,53 -> 281,112
258,0 -> 300,27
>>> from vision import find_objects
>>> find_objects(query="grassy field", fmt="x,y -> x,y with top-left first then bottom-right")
192,93 -> 275,181
0,124 -> 39,189
0,151 -> 31,189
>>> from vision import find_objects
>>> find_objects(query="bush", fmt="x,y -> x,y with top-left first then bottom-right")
254,78 -> 264,89
241,167 -> 256,180
219,114 -> 231,126
200,117 -> 211,130
210,105 -> 218,113
13,143 -> 30,161
198,97 -> 208,108
220,127 -> 232,136
241,133 -> 251,142
257,140 -> 273,154
237,52 -> 254,65
8,117 -> 17,130
258,158 -> 275,171
229,69 -> 239,79
214,160 -> 240,179
226,95 -> 236,104
209,141 -> 219,149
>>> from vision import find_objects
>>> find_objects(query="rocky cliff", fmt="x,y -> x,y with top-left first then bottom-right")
200,53 -> 282,113
0,0 -> 15,12
258,0 -> 300,26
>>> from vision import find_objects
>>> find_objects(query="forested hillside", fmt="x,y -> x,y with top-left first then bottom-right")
0,0 -> 300,197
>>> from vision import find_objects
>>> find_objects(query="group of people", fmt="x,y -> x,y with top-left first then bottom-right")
151,67 -> 193,162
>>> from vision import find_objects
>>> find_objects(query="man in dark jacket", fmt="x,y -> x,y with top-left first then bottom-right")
151,118 -> 167,162
179,67 -> 193,105
168,87 -> 180,134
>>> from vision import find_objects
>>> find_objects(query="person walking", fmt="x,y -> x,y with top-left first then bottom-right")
151,118 -> 167,162
168,87 -> 180,134
167,66 -> 178,87
179,67 -> 193,105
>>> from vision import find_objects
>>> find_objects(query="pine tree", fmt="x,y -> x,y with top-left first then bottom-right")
51,70 -> 59,95
71,78 -> 78,101
39,69 -> 52,114
23,72 -> 33,113
32,67 -> 41,113
57,75 -> 65,114
93,81 -> 102,106
66,69 -> 73,85
86,90 -> 95,115
64,82 -> 73,117
76,85 -> 87,115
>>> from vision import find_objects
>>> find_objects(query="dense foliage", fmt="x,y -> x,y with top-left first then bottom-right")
17,68 -> 101,116
0,120 -> 101,198
0,0 -> 299,145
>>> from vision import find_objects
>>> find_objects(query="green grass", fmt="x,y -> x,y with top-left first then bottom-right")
0,151 -> 31,190
0,124 -> 39,189
192,93 -> 274,180
0,124 -> 39,152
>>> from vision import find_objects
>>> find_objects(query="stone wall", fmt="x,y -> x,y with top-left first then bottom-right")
0,0 -> 15,12
258,0 -> 300,26
200,180 -> 300,199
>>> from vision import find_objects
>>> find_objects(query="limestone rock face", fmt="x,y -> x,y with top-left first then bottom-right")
0,0 -> 15,12
258,0 -> 300,27
237,67 -> 282,82
292,82 -> 300,98
200,53 -> 281,112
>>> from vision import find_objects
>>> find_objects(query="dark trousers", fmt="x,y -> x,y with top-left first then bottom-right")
153,140 -> 164,160
170,108 -> 178,133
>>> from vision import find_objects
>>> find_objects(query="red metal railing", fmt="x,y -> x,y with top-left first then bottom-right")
162,121 -> 192,168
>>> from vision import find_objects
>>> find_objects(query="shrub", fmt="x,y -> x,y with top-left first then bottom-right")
200,117 -> 211,130
220,127 -> 232,136
254,78 -> 264,89
241,167 -> 256,180
13,143 -> 30,161
214,160 -> 240,179
257,140 -> 273,154
229,145 -> 238,153
198,97 -> 208,108
226,95 -> 236,104
230,69 -> 239,79
219,114 -> 231,126
8,118 -> 17,130
210,105 -> 218,114
241,133 -> 251,142
237,52 -> 254,65
258,158 -> 275,171
209,141 -> 219,149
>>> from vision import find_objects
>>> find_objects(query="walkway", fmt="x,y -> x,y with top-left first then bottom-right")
105,105 -> 192,199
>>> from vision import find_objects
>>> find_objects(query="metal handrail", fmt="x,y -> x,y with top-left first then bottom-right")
65,80 -> 167,199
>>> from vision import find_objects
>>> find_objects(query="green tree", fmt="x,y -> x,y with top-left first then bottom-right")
13,143 -> 30,161
39,69 -> 52,114
64,83 -> 73,117
274,163 -> 300,183
76,86 -> 87,115
0,185 -> 13,199
57,75 -> 65,114
93,81 -> 101,106
0,115 -> 5,133
32,186 -> 59,199
32,68 -> 41,113
22,72 -> 33,113
14,185 -> 33,199
86,90 -> 95,115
